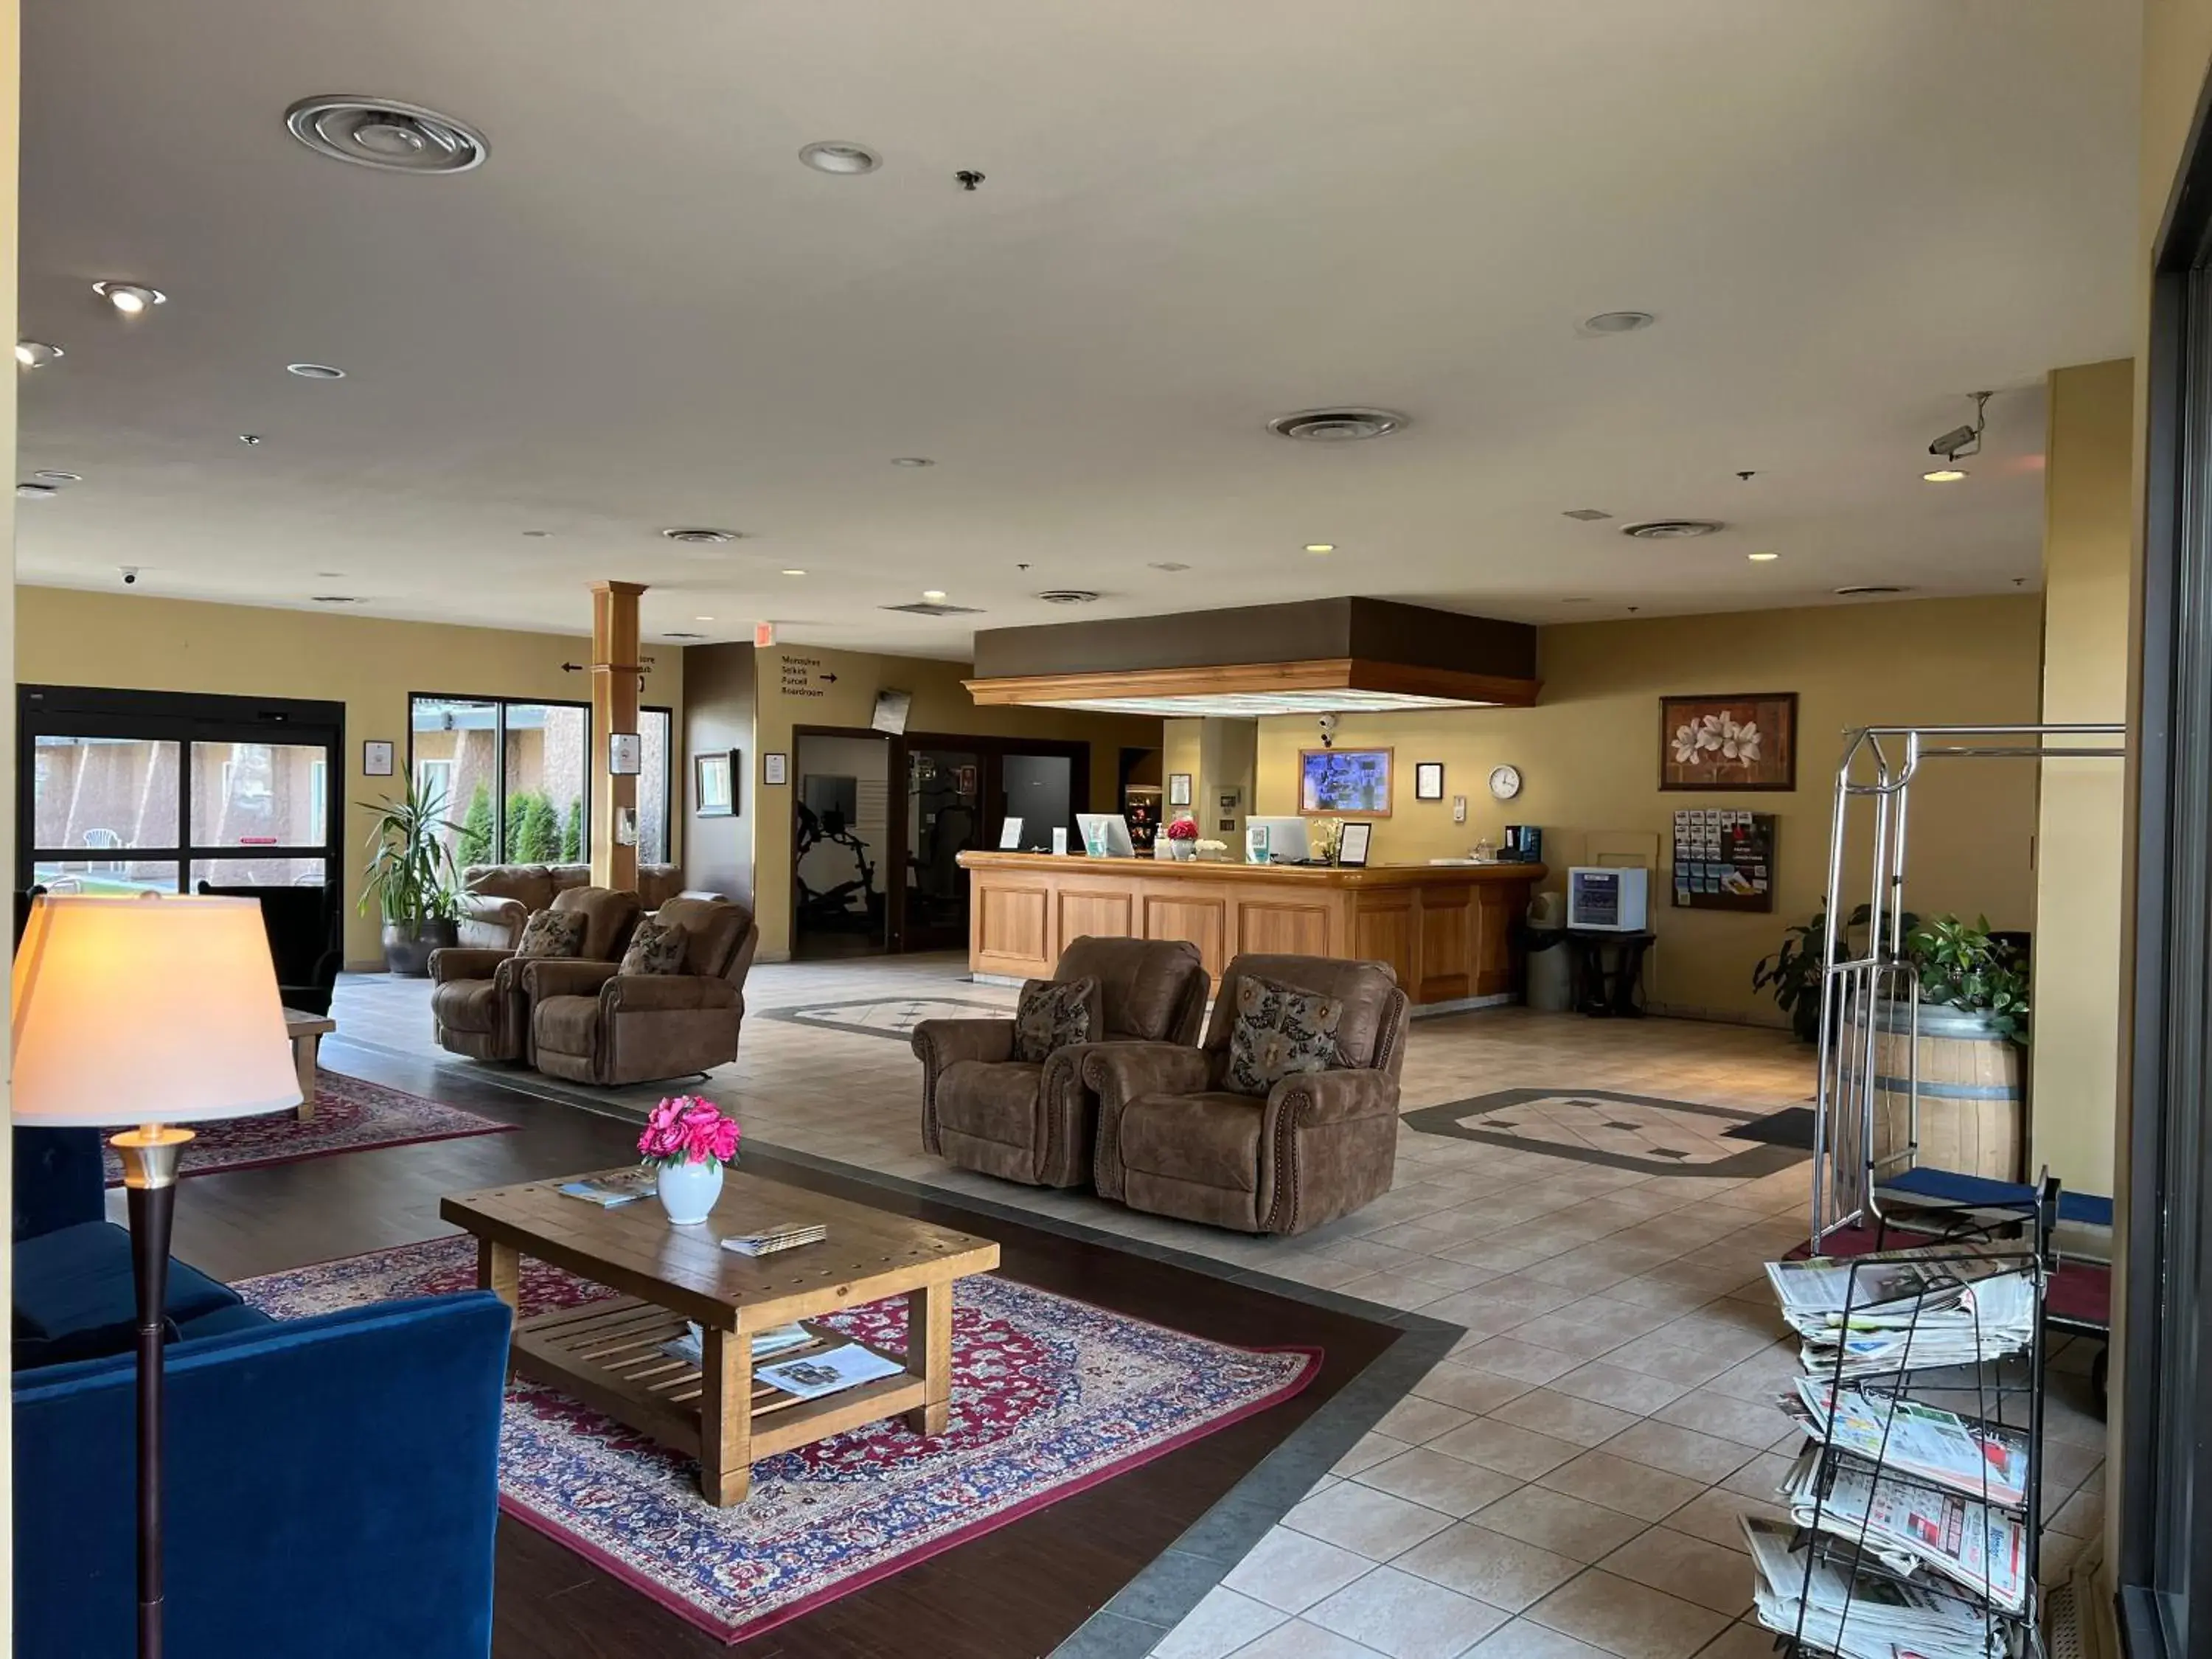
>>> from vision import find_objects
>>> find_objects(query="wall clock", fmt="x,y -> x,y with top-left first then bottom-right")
1488,765 -> 1523,801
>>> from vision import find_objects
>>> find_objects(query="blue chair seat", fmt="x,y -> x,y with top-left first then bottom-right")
1879,1166 -> 2114,1228
14,1220 -> 246,1368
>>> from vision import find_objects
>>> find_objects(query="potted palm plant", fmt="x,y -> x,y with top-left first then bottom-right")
358,772 -> 463,976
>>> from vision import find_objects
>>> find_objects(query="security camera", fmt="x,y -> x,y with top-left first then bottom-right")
1927,424 -> 1978,460
119,566 -> 139,586
1318,712 -> 1338,748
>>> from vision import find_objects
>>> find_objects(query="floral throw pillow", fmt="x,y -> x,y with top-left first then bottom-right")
1012,975 -> 1097,1063
515,907 -> 588,960
1226,975 -> 1347,1096
619,917 -> 689,976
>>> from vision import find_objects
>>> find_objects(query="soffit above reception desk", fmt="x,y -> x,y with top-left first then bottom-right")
966,598 -> 1540,714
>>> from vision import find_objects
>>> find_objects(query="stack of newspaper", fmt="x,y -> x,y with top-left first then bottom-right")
1778,1450 -> 2030,1612
1743,1517 -> 2011,1659
1784,1379 -> 2029,1509
1766,1251 -> 2037,1377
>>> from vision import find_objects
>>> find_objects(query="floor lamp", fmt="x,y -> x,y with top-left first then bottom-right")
11,894 -> 301,1659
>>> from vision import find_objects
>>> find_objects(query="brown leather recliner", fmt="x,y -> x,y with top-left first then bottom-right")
1086,954 -> 1408,1234
429,886 -> 644,1062
911,936 -> 1209,1188
455,863 -> 692,950
526,897 -> 759,1085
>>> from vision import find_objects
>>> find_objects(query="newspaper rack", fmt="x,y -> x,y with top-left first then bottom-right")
1755,1184 -> 2054,1659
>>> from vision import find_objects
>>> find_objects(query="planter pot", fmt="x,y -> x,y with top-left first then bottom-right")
381,918 -> 459,978
655,1158 -> 725,1226
1845,998 -> 2025,1182
1164,840 -> 1196,860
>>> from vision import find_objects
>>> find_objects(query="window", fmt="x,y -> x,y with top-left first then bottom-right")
20,686 -> 342,903
409,693 -> 591,869
639,706 -> 673,865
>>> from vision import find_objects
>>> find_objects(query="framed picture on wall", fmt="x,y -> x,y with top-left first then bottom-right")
764,752 -> 788,786
1168,772 -> 1193,806
1659,692 -> 1798,792
1415,761 -> 1444,801
694,751 -> 737,817
361,740 -> 394,777
1299,747 -> 1394,815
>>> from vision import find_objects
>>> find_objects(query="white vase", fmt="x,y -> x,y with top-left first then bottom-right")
655,1158 -> 725,1225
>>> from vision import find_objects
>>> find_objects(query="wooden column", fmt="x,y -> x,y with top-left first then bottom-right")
590,581 -> 647,891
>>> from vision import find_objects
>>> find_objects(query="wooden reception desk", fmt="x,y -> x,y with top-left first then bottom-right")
958,852 -> 1548,1009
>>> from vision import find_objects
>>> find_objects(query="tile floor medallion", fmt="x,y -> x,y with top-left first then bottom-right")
1402,1091 -> 1809,1179
762,995 -> 1018,1042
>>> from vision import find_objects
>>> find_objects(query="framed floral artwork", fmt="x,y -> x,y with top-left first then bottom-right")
1659,692 -> 1797,792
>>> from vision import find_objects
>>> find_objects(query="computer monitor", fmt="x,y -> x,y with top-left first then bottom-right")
1075,813 -> 1136,858
1243,817 -> 1312,863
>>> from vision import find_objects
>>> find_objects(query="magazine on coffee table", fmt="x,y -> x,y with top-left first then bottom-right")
558,1169 -> 658,1207
755,1343 -> 904,1401
659,1321 -> 814,1367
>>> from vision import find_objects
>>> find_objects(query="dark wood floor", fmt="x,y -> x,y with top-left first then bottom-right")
155,1039 -> 1402,1658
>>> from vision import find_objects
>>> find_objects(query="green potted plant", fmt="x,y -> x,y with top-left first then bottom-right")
1905,913 -> 2030,1043
358,772 -> 464,976
1752,903 -> 1916,1043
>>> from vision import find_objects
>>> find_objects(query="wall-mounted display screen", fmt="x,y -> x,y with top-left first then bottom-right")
1298,747 -> 1393,816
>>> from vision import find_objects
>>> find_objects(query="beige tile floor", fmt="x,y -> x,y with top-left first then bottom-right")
334,953 -> 2104,1659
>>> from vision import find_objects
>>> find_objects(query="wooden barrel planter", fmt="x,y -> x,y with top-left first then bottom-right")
1843,998 -> 2025,1182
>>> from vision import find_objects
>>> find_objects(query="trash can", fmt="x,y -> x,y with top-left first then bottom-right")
1525,894 -> 1571,1012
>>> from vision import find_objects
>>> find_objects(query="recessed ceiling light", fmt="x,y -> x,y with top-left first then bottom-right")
1149,560 -> 1191,572
1561,507 -> 1613,521
799,141 -> 882,175
1747,552 -> 1780,562
1835,585 -> 1908,597
1304,543 -> 1336,554
286,362 -> 346,380
1559,597 -> 1593,605
1582,310 -> 1655,334
1037,589 -> 1100,605
15,482 -> 58,501
1923,468 -> 1967,484
1622,519 -> 1725,539
521,529 -> 552,538
921,589 -> 948,602
33,470 -> 81,484
694,615 -> 715,622
661,527 -> 738,546
15,341 -> 62,368
663,630 -> 706,641
891,456 -> 935,468
780,568 -> 807,577
285,97 -> 487,175
238,434 -> 263,445
1267,408 -> 1405,442
315,570 -> 346,578
92,282 -> 164,315
309,594 -> 362,604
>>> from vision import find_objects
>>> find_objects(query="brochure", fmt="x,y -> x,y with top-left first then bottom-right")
558,1169 -> 658,1207
755,1343 -> 904,1402
659,1320 -> 814,1367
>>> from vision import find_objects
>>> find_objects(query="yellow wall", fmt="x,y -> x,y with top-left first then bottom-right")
750,644 -> 1160,958
1238,596 -> 2045,1023
1,1 -> 20,1630
14,587 -> 683,966
2033,361 -> 2135,1198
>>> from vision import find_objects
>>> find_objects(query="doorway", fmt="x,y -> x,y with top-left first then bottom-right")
791,731 -> 891,959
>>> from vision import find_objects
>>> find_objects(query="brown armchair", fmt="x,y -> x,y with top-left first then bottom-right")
528,897 -> 759,1085
430,886 -> 643,1062
455,863 -> 691,950
912,936 -> 1208,1188
1086,954 -> 1409,1234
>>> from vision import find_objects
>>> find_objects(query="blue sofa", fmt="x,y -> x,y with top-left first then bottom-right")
13,1128 -> 512,1659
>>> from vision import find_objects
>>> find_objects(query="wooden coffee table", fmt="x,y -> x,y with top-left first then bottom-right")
439,1169 -> 1000,1504
282,1008 -> 336,1121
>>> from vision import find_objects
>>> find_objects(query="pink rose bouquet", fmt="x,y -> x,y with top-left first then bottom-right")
1165,817 -> 1199,842
637,1093 -> 742,1169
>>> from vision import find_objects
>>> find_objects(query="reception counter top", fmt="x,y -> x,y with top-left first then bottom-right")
956,851 -> 1548,1009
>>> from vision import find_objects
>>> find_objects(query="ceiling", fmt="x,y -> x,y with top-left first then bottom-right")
17,1 -> 2139,656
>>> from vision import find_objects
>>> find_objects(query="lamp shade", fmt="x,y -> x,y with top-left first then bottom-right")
11,894 -> 302,1126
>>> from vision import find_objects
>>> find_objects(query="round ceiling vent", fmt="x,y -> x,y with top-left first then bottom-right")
1037,589 -> 1099,605
1834,584 -> 1909,597
285,97 -> 487,175
1621,519 -> 1725,539
15,482 -> 57,501
1267,408 -> 1406,442
661,527 -> 739,546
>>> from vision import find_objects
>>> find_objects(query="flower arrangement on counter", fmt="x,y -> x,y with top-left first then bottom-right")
1164,815 -> 1200,859
1193,838 -> 1230,858
637,1094 -> 742,1169
1307,817 -> 1346,863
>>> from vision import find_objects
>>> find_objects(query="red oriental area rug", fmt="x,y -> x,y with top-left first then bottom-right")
237,1236 -> 1318,1644
101,1070 -> 515,1186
